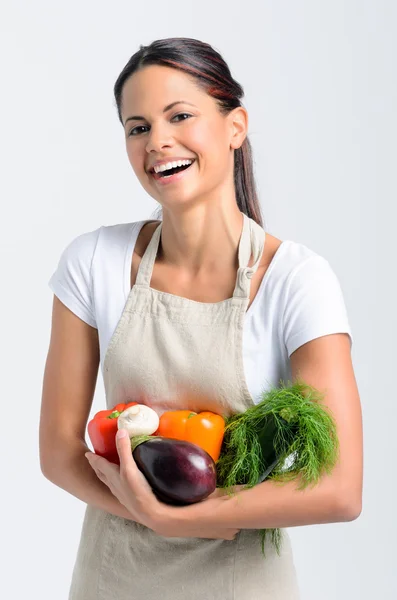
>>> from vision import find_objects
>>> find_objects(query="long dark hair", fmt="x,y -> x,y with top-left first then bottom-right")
113,37 -> 264,228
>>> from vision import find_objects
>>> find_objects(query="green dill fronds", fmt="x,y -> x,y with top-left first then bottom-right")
216,378 -> 340,557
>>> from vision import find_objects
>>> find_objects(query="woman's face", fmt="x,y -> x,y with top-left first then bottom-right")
120,65 -> 246,209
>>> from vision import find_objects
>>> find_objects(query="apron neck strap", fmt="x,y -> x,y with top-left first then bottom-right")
135,221 -> 162,287
135,212 -> 266,300
232,212 -> 266,299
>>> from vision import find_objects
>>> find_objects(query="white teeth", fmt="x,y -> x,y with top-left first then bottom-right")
154,159 -> 193,174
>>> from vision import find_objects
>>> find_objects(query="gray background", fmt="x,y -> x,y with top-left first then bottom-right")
1,1 -> 395,598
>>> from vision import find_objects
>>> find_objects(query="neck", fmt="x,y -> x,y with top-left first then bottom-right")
158,205 -> 244,276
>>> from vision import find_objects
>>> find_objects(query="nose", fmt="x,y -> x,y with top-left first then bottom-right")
145,123 -> 174,154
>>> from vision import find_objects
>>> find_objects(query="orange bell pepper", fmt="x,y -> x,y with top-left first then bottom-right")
87,402 -> 138,465
157,410 -> 225,462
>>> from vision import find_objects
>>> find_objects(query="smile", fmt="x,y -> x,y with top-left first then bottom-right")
150,159 -> 196,186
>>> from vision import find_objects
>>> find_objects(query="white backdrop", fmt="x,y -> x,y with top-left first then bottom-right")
1,1 -> 396,598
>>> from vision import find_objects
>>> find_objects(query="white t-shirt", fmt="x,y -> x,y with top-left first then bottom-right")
48,220 -> 353,404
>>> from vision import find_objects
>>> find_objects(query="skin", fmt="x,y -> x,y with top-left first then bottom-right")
41,64 -> 363,539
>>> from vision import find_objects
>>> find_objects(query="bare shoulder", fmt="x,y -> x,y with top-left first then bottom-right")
260,232 -> 283,268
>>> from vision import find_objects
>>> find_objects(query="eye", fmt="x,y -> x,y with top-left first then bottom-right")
172,112 -> 192,123
127,113 -> 193,137
128,125 -> 149,137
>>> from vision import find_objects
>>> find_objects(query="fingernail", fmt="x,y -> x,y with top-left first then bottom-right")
117,428 -> 127,439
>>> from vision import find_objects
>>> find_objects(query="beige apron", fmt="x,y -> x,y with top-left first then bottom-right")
68,212 -> 301,599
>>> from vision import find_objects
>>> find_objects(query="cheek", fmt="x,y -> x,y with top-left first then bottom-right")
126,148 -> 150,183
187,122 -> 229,167
186,121 -> 216,152
125,146 -> 141,171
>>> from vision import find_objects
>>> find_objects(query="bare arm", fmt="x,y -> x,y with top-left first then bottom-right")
39,296 -> 134,521
159,333 -> 363,531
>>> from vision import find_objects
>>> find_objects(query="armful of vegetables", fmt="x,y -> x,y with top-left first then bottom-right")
88,378 -> 339,558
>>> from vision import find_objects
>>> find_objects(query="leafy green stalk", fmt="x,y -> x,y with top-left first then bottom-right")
215,378 -> 340,557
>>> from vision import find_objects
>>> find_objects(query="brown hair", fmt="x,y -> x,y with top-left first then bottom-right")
114,37 -> 264,227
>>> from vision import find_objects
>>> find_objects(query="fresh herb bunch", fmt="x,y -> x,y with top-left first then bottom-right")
216,379 -> 340,557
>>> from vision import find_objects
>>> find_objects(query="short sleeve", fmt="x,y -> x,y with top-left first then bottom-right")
48,227 -> 102,328
282,255 -> 353,358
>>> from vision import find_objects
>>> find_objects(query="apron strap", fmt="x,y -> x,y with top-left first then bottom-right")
135,221 -> 162,287
232,212 -> 266,299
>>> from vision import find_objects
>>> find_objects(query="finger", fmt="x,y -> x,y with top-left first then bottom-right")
85,452 -> 99,469
86,452 -> 119,479
85,452 -> 107,470
87,458 -> 117,494
85,455 -> 108,484
94,467 -> 107,484
116,428 -> 137,473
115,430 -> 156,501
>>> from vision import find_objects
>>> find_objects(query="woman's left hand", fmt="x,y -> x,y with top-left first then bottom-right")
85,428 -> 165,530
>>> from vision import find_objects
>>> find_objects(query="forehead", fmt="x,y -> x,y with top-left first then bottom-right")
121,65 -> 211,117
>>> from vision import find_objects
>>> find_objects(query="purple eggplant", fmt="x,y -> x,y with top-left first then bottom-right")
132,436 -> 216,505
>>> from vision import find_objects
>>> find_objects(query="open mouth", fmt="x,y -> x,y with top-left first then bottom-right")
151,159 -> 196,180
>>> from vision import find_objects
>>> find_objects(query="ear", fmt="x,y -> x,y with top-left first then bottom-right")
228,106 -> 248,150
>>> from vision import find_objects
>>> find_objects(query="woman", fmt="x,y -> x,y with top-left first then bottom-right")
40,37 -> 363,599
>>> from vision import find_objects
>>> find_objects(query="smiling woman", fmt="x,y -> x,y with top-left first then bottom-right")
41,36 -> 361,600
115,60 -> 255,220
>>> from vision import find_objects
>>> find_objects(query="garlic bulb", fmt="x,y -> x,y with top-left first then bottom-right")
117,404 -> 159,437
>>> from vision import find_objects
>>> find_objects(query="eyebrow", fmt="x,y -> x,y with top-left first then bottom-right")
124,101 -> 197,126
